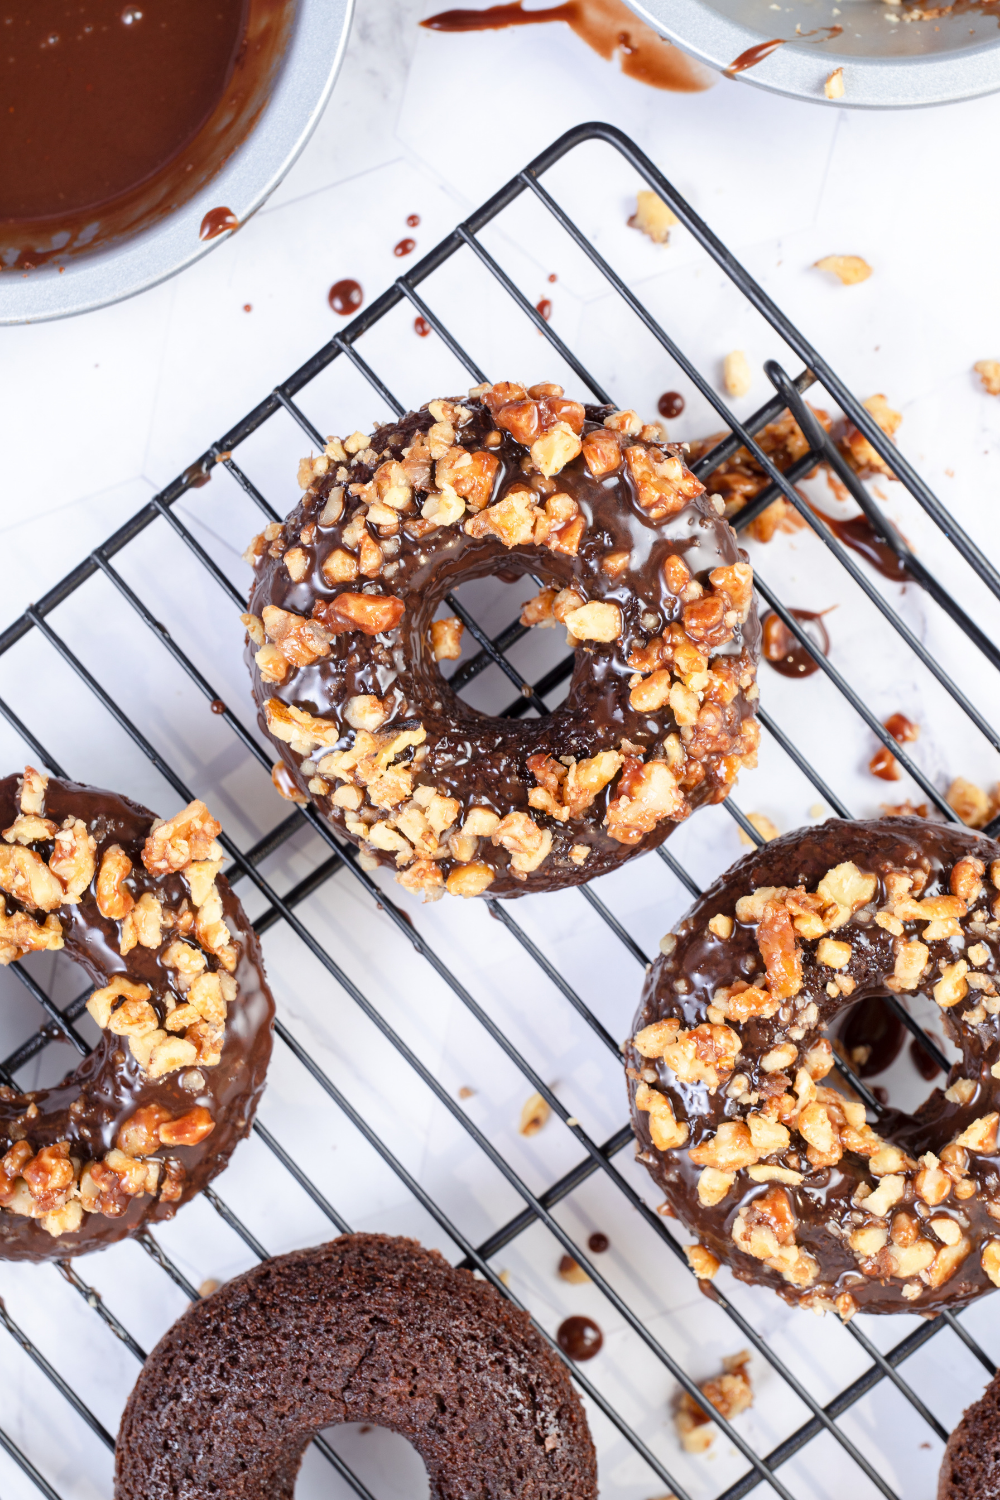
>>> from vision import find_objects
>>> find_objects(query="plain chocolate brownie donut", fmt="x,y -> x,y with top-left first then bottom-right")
0,769 -> 273,1261
115,1233 -> 599,1499
626,818 -> 1000,1316
939,1372 -> 1000,1498
242,380 -> 760,900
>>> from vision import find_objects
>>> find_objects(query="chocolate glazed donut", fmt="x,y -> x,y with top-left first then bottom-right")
115,1234 -> 598,1500
242,381 -> 760,901
626,818 -> 1000,1317
0,769 -> 273,1262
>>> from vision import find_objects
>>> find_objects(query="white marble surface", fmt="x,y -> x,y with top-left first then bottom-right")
1,6 -> 1000,1499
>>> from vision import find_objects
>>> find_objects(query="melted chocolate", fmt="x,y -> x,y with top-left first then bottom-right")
627,818 -> 1000,1315
328,279 -> 363,316
536,298 -> 553,321
420,0 -> 710,92
414,316 -> 431,338
406,213 -> 420,228
911,1036 -> 943,1080
0,775 -> 274,1263
658,392 -> 685,419
820,513 -> 909,583
588,1230 -> 609,1252
244,391 -> 760,899
725,25 -> 842,75
841,997 -> 905,1076
393,238 -> 416,258
557,1314 -> 603,1360
1,0 -> 293,268
761,608 -> 830,679
200,206 -> 239,241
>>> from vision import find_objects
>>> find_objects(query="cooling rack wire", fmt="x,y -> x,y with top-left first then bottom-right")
0,122 -> 998,1500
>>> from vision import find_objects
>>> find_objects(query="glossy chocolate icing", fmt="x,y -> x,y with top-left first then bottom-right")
627,818 -> 1000,1315
0,774 -> 274,1263
244,389 -> 760,899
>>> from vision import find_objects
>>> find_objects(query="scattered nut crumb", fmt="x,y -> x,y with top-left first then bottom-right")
723,351 -> 752,399
628,190 -> 678,245
198,1278 -> 221,1298
814,255 -> 872,285
947,776 -> 997,829
498,1268 -> 511,1287
558,1254 -> 591,1284
675,1352 -> 753,1454
458,1086 -> 476,1099
738,812 -> 779,845
519,1091 -> 551,1136
824,67 -> 845,98
974,361 -> 1000,396
809,804 -> 825,819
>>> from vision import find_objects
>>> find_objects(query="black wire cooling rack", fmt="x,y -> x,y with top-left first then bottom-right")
1,121 -> 998,1500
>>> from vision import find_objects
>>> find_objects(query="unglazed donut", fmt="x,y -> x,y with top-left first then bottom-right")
0,770 -> 273,1261
626,818 -> 1000,1316
242,381 -> 760,900
938,1371 -> 1000,1498
115,1233 -> 598,1499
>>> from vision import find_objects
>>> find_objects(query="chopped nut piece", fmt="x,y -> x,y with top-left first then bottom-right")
605,757 -> 685,845
674,1353 -> 752,1455
816,937 -> 852,970
464,489 -> 541,548
824,66 -> 844,99
430,617 -> 464,661
947,777 -> 992,829
49,817 -> 96,903
19,766 -> 48,815
158,1106 -> 216,1147
492,812 -> 552,878
954,1112 -> 999,1153
563,601 -> 622,643
815,255 -> 872,285
697,1166 -> 736,1206
708,914 -> 734,940
890,938 -> 929,992
723,351 -> 752,399
635,1019 -> 741,1093
974,360 -> 1000,397
519,1091 -> 551,1137
864,1174 -> 906,1217
0,843 -> 65,912
558,1254 -> 590,1285
934,960 -> 969,1009
142,800 -> 222,875
685,1244 -> 720,1280
628,190 -> 678,244
86,975 -> 151,1031
634,1081 -> 688,1149
446,861 -> 495,898
737,812 -> 778,845
982,1239 -> 1000,1286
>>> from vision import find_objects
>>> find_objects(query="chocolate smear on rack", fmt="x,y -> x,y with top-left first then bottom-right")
414,316 -> 431,337
536,298 -> 553,321
820,512 -> 910,583
588,1231 -> 609,1253
911,1036 -> 943,1079
557,1315 -> 603,1360
328,279 -> 363,316
761,608 -> 831,678
394,237 -> 416,258
725,25 -> 842,76
421,0 -> 712,93
1,0 -> 294,270
406,213 -> 420,227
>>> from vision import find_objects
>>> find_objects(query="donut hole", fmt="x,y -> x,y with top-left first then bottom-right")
295,1422 -> 430,1498
438,572 -> 575,718
837,991 -> 962,1115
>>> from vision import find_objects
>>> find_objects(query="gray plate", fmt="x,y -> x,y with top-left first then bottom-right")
627,0 -> 1000,107
0,0 -> 354,325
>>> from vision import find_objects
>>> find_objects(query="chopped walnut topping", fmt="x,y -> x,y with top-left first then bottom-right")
446,861 -> 495,898
685,1244 -> 720,1280
85,975 -> 152,1030
119,892 -> 164,956
463,489 -> 541,548
430,617 -> 464,661
634,1081 -> 688,1149
634,1019 -> 741,1093
558,1254 -> 590,1285
0,897 -> 63,964
581,429 -> 622,478
675,1352 -> 752,1454
604,758 -> 685,845
492,811 -> 552,878
19,767 -> 48,815
142,800 -> 222,876
2,814 -> 58,845
824,66 -> 844,99
265,699 -> 341,756
708,914 -> 733,940
49,818 -> 96,903
982,1239 -> 1000,1286
0,843 -> 64,912
562,601 -> 622,643
527,751 -> 622,822
732,1186 -> 817,1287
947,777 -> 994,829
954,1113 -> 999,1153
690,1120 -> 759,1172
757,896 -> 802,999
624,444 -> 703,520
394,858 -> 445,902
816,937 -> 851,969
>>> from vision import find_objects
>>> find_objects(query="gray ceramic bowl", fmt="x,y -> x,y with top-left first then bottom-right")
0,0 -> 353,325
627,0 -> 1000,107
